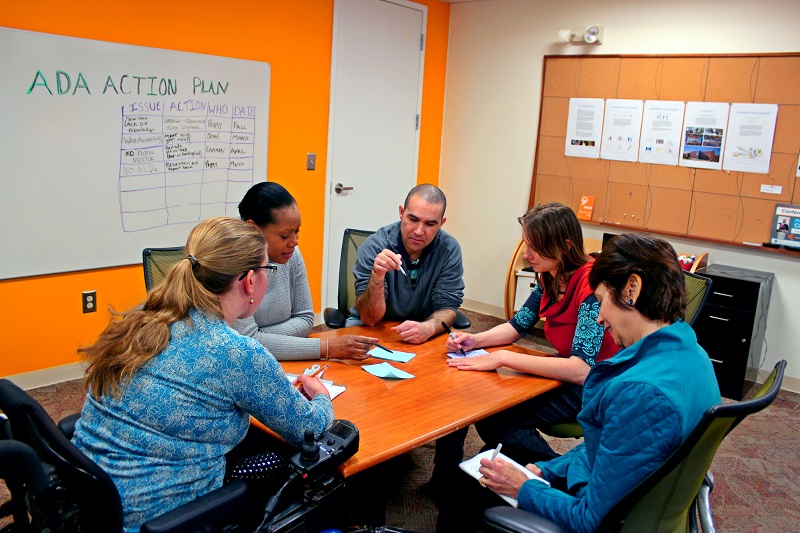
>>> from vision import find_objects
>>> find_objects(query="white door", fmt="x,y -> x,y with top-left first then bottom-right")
322,0 -> 426,310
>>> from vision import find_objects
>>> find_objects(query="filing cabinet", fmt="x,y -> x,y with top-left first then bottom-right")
694,264 -> 773,400
514,268 -> 538,313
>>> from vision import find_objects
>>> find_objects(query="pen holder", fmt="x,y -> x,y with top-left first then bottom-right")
678,254 -> 696,271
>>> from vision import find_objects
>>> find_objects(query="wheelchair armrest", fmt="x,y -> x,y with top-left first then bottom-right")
323,308 -> 346,329
140,480 -> 250,533
58,413 -> 80,439
484,506 -> 570,533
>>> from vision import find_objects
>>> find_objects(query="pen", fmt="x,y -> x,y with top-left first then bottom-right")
441,321 -> 466,356
295,364 -> 329,389
491,443 -> 503,461
387,245 -> 407,277
373,342 -> 394,353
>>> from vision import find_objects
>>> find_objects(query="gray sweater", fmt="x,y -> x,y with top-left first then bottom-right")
232,248 -> 321,360
350,222 -> 465,322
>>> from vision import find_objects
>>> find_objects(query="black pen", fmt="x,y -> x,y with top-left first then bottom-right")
441,321 -> 466,356
372,342 -> 394,354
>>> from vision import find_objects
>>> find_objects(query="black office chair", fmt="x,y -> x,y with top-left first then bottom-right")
483,359 -> 787,533
683,270 -> 712,327
323,228 -> 472,330
142,246 -> 185,291
0,378 -> 265,533
323,229 -> 375,328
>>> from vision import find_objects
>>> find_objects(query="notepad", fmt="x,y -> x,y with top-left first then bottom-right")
285,374 -> 347,400
362,362 -> 415,379
368,347 -> 416,363
459,449 -> 550,507
446,348 -> 488,359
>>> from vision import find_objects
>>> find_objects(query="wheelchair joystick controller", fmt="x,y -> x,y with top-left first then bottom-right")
299,429 -> 320,464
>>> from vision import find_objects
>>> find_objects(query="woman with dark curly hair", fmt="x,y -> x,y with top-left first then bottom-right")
478,233 -> 720,533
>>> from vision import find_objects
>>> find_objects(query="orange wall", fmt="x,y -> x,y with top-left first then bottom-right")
0,0 -> 450,377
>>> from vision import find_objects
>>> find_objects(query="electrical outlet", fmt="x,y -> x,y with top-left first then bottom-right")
82,290 -> 97,313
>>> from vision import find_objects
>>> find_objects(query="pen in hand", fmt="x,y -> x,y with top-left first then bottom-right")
372,342 -> 394,353
491,443 -> 503,461
441,321 -> 466,356
387,245 -> 407,277
295,364 -> 329,390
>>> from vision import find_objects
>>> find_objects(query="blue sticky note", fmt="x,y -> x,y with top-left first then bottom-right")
363,362 -> 415,379
368,347 -> 416,363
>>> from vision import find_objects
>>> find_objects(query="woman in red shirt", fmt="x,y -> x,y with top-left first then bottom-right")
445,202 -> 617,465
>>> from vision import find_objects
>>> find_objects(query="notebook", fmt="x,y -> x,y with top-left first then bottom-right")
459,449 -> 550,507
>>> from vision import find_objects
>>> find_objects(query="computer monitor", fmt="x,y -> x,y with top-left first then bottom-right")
601,232 -> 618,251
770,204 -> 800,249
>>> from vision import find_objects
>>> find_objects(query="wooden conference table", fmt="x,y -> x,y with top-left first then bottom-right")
252,322 -> 560,478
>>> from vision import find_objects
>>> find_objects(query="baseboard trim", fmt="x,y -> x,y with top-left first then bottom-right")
461,298 -> 504,319
758,367 -> 799,394
4,362 -> 86,390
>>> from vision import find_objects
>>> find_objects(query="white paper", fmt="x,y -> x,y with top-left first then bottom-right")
639,100 -> 685,165
680,102 -> 730,170
459,449 -> 550,507
565,98 -> 604,159
599,99 -> 644,162
446,349 -> 488,359
722,103 -> 778,174
285,374 -> 347,400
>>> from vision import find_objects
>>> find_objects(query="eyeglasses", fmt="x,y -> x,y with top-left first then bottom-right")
238,262 -> 278,280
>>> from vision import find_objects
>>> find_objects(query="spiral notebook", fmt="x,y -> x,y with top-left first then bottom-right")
459,449 -> 550,507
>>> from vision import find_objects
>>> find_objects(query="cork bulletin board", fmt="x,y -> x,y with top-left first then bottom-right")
530,54 -> 800,247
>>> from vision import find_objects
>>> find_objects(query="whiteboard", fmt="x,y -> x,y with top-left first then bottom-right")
0,28 -> 270,279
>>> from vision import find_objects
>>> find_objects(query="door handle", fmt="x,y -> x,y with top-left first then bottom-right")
334,183 -> 354,194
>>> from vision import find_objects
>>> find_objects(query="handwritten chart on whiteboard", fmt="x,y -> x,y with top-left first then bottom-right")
0,27 -> 270,279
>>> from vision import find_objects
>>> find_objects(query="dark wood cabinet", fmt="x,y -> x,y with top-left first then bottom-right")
694,264 -> 774,400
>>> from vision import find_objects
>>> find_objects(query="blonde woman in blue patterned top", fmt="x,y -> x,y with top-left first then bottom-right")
72,217 -> 334,532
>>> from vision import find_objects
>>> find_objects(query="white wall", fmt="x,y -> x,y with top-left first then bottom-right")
439,0 -> 800,384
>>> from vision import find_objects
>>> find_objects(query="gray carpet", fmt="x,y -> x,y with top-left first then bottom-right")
3,308 -> 799,532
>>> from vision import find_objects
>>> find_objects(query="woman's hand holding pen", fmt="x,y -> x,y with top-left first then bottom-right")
328,335 -> 378,360
478,456 -> 536,498
294,373 -> 330,400
445,331 -> 476,353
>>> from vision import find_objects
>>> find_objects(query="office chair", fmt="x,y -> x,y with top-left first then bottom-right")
484,359 -> 787,533
0,378 -> 260,533
683,270 -> 713,327
323,228 -> 472,330
142,246 -> 185,291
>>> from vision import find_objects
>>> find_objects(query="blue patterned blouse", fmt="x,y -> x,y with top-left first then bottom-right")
510,285 -> 605,366
72,309 -> 334,532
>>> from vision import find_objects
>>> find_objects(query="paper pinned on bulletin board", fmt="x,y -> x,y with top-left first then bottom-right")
577,195 -> 595,220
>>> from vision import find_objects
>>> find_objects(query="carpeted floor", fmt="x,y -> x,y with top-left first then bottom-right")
3,309 -> 799,532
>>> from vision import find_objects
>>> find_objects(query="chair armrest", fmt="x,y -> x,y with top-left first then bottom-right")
323,308 -> 346,329
484,506 -> 570,533
140,480 -> 250,533
58,413 -> 80,439
453,310 -> 472,330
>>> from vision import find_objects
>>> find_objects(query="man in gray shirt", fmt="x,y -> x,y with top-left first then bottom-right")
349,183 -> 465,344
